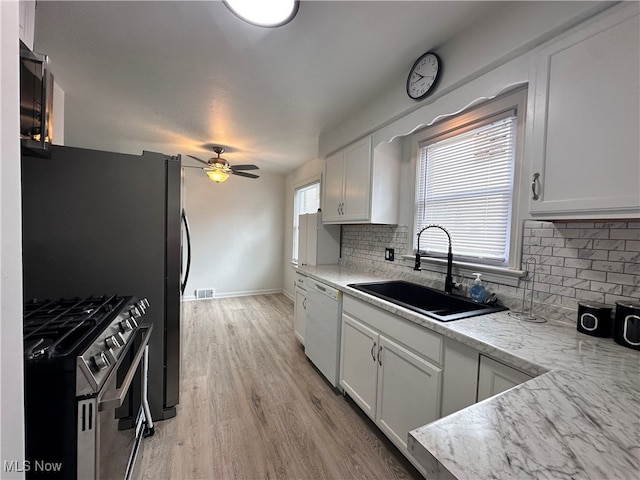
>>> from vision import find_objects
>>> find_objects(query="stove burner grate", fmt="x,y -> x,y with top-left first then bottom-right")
23,295 -> 128,361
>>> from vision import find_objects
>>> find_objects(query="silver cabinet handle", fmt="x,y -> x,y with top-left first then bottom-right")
370,341 -> 376,362
302,298 -> 307,309
378,345 -> 383,366
531,172 -> 541,201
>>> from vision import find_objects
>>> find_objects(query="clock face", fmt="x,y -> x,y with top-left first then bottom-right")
406,52 -> 441,100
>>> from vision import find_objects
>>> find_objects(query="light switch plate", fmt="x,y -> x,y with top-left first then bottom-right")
385,248 -> 395,261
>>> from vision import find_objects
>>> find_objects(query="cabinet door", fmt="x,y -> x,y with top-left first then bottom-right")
441,337 -> 479,417
376,336 -> 442,452
477,355 -> 532,402
529,6 -> 640,218
19,1 -> 36,50
323,151 -> 344,222
340,313 -> 379,420
294,286 -> 306,345
342,137 -> 372,221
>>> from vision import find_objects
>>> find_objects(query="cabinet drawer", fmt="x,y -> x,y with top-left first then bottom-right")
343,295 -> 443,366
294,272 -> 307,290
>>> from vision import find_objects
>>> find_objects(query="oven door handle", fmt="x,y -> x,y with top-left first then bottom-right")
98,325 -> 153,412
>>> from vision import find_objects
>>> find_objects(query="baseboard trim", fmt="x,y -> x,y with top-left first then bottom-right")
281,290 -> 294,302
182,288 -> 284,301
215,288 -> 283,299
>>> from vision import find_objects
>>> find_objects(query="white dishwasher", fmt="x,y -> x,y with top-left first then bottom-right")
305,278 -> 343,388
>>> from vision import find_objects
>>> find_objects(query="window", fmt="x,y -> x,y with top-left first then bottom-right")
292,181 -> 320,262
415,107 -> 518,267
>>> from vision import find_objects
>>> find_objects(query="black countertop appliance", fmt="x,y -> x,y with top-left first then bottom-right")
21,145 -> 183,421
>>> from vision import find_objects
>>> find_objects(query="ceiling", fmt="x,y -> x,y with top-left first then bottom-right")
34,1 -> 505,174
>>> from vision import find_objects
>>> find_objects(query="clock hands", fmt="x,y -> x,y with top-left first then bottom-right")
410,74 -> 434,86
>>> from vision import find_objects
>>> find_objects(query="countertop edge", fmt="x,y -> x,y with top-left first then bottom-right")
294,264 -> 640,479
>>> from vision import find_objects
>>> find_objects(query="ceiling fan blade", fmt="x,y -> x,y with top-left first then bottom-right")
183,165 -> 206,169
230,164 -> 259,171
186,155 -> 210,166
232,171 -> 260,179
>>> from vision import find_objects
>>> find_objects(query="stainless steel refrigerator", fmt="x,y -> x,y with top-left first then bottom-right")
21,145 -> 182,421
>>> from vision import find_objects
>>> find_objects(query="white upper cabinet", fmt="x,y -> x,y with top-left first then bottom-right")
528,4 -> 640,219
322,135 -> 400,224
19,1 -> 36,51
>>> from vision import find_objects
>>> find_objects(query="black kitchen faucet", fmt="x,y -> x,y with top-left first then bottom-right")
414,224 -> 459,294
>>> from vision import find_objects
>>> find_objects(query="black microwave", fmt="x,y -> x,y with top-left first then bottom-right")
20,49 -> 54,156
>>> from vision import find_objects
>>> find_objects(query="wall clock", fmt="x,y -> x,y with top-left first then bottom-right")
406,52 -> 441,101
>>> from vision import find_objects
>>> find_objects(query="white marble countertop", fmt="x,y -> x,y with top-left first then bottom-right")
295,264 -> 640,479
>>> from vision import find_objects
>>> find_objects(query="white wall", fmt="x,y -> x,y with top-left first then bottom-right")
319,1 -> 610,157
0,1 -> 26,477
183,168 -> 286,299
282,157 -> 324,299
288,1 -> 614,300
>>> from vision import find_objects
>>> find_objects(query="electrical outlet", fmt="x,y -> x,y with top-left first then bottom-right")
385,247 -> 395,261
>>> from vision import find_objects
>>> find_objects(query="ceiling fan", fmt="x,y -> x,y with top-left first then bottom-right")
185,146 -> 259,183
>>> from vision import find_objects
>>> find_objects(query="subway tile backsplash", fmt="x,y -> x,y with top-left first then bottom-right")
523,221 -> 640,309
340,220 -> 639,325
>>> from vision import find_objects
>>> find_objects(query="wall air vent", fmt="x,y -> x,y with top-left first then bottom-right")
195,288 -> 214,300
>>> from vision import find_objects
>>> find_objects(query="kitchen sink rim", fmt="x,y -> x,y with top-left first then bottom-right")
346,279 -> 508,322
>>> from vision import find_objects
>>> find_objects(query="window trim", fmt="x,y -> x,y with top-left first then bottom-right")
292,174 -> 321,264
415,109 -> 517,265
403,87 -> 528,286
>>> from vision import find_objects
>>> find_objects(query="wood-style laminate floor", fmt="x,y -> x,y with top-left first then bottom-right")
140,294 -> 421,480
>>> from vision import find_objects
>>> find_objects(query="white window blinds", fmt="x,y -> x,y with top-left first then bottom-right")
415,111 -> 516,264
295,182 -> 320,217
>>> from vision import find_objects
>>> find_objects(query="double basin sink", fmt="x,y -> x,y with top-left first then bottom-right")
347,280 -> 507,322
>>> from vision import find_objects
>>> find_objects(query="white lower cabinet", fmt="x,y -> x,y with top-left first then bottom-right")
375,336 -> 442,451
293,273 -> 307,345
477,355 -> 533,402
340,297 -> 442,474
340,313 -> 378,418
339,295 -> 538,476
440,337 -> 480,417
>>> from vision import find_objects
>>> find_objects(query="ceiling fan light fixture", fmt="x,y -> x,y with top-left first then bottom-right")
206,169 -> 230,183
223,0 -> 299,28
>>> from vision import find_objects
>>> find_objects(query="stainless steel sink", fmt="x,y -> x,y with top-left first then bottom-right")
347,280 -> 507,322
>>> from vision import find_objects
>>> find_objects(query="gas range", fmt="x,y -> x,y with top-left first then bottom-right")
25,295 -> 149,396
23,295 -> 154,479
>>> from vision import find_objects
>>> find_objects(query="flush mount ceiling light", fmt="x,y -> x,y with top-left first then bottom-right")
223,0 -> 299,27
